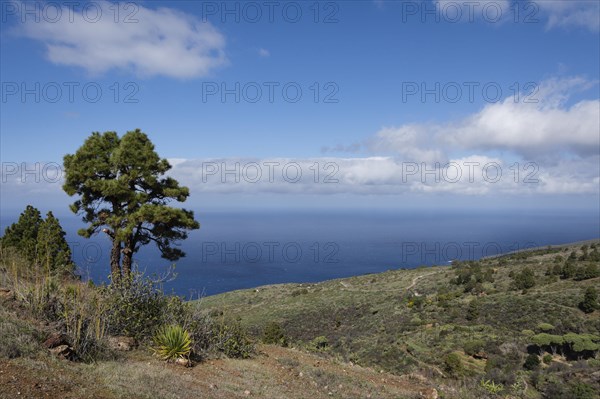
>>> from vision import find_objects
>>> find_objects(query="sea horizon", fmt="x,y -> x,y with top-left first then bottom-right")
2,208 -> 598,297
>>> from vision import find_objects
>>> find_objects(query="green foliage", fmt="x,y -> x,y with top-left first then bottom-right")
562,333 -> 600,353
212,319 -> 254,358
308,336 -> 330,352
262,322 -> 288,346
466,300 -> 480,321
454,262 -> 494,293
542,354 -> 553,364
62,129 -> 199,281
100,273 -> 187,341
152,325 -> 192,361
561,261 -> 577,279
531,333 -> 564,347
37,212 -> 75,274
463,339 -> 486,356
479,379 -> 504,395
537,322 -> 555,332
0,206 -> 74,274
523,353 -> 540,370
579,287 -> 599,313
570,382 -> 598,399
0,205 -> 42,263
443,353 -> 463,376
513,267 -> 535,290
574,264 -> 600,281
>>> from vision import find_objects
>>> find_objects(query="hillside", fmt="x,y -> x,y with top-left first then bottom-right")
199,240 -> 600,398
1,240 -> 599,399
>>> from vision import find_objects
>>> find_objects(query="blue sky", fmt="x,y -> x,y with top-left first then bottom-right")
1,0 -> 599,214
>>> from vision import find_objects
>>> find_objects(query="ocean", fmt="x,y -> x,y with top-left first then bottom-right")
1,209 -> 599,297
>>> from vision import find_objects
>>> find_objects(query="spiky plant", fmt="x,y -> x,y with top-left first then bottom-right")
152,325 -> 192,361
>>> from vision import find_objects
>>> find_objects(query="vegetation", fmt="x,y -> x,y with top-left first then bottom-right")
579,287 -> 599,313
1,196 -> 598,399
200,240 -> 600,398
1,206 -> 75,275
62,129 -> 199,283
152,325 -> 192,362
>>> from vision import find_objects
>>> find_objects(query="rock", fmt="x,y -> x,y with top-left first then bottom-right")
209,384 -> 218,390
419,388 -> 438,399
107,336 -> 136,351
175,357 -> 191,367
473,351 -> 488,360
49,344 -> 74,360
244,390 -> 251,395
43,333 -> 69,349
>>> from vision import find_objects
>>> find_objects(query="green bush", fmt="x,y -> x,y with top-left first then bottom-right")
523,354 -> 540,370
308,336 -> 330,351
537,322 -> 555,332
463,340 -> 486,356
443,352 -> 463,376
262,321 -> 288,346
152,325 -> 192,361
100,273 -> 188,341
513,267 -> 535,290
212,319 -> 254,359
543,354 -> 553,364
579,287 -> 599,314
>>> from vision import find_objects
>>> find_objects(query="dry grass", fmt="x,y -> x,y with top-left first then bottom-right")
0,344 -> 428,399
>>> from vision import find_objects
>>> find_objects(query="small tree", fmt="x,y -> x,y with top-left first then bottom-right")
579,287 -> 599,314
443,353 -> 463,376
63,130 -> 200,283
466,300 -> 480,321
523,354 -> 540,370
513,267 -> 535,290
0,205 -> 43,262
1,206 -> 74,274
37,211 -> 75,274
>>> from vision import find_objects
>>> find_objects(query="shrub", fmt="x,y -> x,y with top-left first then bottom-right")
0,315 -> 42,359
466,300 -> 480,321
59,283 -> 109,361
579,287 -> 599,314
463,340 -> 486,357
537,322 -> 555,332
443,353 -> 463,376
152,325 -> 192,361
523,354 -> 540,370
212,319 -> 254,358
513,267 -> 535,290
569,382 -> 598,399
262,322 -> 288,346
100,272 -> 187,341
308,336 -> 330,352
543,354 -> 553,364
480,379 -> 504,395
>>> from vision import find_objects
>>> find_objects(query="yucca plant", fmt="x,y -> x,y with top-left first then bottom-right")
152,325 -> 192,361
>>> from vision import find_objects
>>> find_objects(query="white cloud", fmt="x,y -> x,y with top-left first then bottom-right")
538,0 -> 600,32
18,1 -> 227,78
162,156 -> 599,196
365,77 -> 599,160
258,48 -> 270,57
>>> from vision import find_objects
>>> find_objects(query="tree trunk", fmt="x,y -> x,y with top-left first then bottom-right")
122,245 -> 133,281
110,239 -> 122,283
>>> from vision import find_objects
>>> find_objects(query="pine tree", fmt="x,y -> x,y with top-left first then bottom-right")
63,129 -> 199,283
0,205 -> 43,263
37,211 -> 75,274
579,287 -> 599,314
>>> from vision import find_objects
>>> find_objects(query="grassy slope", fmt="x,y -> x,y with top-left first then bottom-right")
1,240 -> 599,399
198,241 -> 600,394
